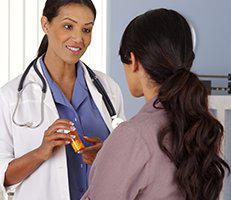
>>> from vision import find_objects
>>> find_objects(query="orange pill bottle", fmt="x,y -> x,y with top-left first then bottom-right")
69,130 -> 85,153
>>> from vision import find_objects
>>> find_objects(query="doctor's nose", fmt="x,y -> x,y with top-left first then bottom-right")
71,30 -> 84,44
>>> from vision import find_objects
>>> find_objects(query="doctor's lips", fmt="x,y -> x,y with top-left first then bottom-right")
57,128 -> 85,153
66,45 -> 82,55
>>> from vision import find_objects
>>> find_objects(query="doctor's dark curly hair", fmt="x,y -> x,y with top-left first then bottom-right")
37,0 -> 96,58
119,9 -> 230,200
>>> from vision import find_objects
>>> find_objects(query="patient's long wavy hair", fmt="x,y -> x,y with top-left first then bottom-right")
119,8 -> 230,200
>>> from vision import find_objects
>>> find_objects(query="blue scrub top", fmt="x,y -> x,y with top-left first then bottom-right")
40,57 -> 110,200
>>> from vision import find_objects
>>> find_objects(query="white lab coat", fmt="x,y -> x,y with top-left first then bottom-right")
0,59 -> 125,200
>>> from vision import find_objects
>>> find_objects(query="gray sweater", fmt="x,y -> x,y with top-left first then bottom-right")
81,99 -> 184,200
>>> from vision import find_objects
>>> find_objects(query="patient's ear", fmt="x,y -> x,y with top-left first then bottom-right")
130,52 -> 139,72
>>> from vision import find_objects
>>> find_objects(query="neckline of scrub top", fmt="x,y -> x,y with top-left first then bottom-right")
71,62 -> 89,110
39,56 -> 88,109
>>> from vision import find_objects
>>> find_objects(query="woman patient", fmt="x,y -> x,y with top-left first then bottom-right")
81,8 -> 230,200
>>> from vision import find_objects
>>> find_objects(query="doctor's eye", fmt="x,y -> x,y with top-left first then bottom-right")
64,24 -> 73,30
82,28 -> 92,34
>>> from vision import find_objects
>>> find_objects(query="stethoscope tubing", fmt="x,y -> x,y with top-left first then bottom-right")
84,64 -> 117,117
13,58 -> 120,128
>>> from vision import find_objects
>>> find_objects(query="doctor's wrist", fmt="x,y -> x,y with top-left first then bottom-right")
35,147 -> 49,162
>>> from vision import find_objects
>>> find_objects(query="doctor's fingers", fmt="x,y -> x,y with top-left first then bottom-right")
53,119 -> 74,126
83,136 -> 102,144
79,143 -> 103,154
45,124 -> 76,135
50,140 -> 69,148
50,119 -> 75,128
46,132 -> 73,142
82,155 -> 95,165
46,119 -> 75,133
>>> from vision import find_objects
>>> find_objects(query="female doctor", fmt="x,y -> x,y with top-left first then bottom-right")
0,0 -> 125,200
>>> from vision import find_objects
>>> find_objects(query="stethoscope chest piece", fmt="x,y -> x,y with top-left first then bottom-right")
111,116 -> 124,129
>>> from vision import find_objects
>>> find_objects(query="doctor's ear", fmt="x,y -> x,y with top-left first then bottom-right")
41,16 -> 49,34
130,52 -> 140,72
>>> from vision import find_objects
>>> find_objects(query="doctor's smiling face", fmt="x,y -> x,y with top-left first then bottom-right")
41,3 -> 94,64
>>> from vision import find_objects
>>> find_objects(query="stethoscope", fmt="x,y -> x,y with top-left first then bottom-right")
12,58 -> 124,130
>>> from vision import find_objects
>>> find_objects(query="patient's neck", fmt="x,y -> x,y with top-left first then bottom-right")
143,82 -> 159,101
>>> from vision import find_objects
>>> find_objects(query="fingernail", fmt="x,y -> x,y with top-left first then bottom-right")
57,129 -> 64,133
66,141 -> 70,145
70,135 -> 76,139
63,129 -> 70,134
70,126 -> 76,131
70,121 -> 74,126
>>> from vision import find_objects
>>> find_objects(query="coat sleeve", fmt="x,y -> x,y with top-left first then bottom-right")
0,90 -> 21,197
81,123 -> 151,200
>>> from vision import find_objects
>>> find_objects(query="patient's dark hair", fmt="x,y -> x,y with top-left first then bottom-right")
37,0 -> 96,58
119,8 -> 230,200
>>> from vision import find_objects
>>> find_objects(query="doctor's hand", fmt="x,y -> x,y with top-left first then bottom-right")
37,119 -> 75,161
79,136 -> 103,165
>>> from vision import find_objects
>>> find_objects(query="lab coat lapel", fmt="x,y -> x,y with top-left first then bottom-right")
81,63 -> 113,132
